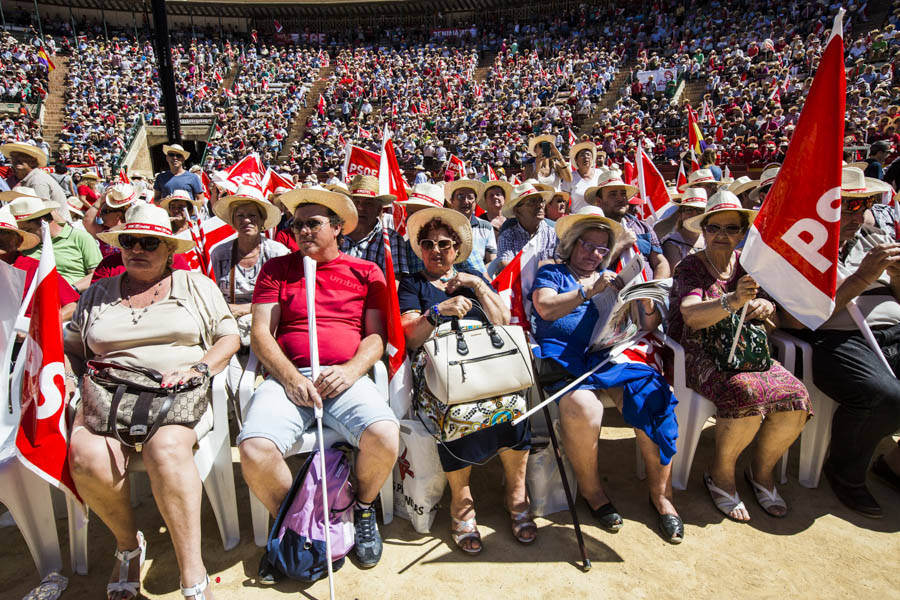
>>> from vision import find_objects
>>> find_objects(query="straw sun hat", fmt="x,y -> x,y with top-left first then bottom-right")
501,181 -> 554,218
160,188 -> 203,210
278,186 -> 358,234
97,203 -> 196,253
348,174 -> 395,206
478,179 -> 514,211
0,204 -> 39,249
840,166 -> 892,197
555,206 -> 624,246
444,179 -> 484,203
684,190 -> 758,233
213,184 -> 282,230
8,188 -> 59,222
162,143 -> 190,160
0,142 -> 47,167
569,140 -> 597,166
584,166 -> 639,204
105,182 -> 139,209
406,206 -> 473,263
399,183 -> 446,210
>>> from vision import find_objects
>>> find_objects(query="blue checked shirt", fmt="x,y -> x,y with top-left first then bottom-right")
497,218 -> 558,263
340,220 -> 412,278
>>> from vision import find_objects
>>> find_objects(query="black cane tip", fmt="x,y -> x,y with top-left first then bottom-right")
582,559 -> 592,572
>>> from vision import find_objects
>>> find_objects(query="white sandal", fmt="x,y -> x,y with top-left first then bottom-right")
181,573 -> 210,600
703,472 -> 750,522
107,531 -> 146,600
744,467 -> 788,517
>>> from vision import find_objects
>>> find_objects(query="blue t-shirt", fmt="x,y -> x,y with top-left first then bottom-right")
529,263 -> 601,363
154,171 -> 204,200
398,266 -> 491,321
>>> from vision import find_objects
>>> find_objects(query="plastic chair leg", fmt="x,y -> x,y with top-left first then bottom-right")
379,473 -> 393,525
0,460 -> 63,578
201,434 -> 241,551
671,393 -> 717,490
66,497 -> 89,575
798,390 -> 838,488
250,490 -> 271,547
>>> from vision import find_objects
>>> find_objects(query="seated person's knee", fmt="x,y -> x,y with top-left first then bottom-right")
239,436 -> 283,466
360,420 -> 400,459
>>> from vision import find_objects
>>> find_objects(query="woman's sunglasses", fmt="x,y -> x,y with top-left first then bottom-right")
420,239 -> 455,252
119,234 -> 162,251
842,195 -> 877,214
702,224 -> 744,236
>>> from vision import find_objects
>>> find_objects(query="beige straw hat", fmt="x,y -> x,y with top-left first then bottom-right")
555,205 -> 624,245
214,184 -> 282,230
97,203 -> 196,253
0,204 -> 39,249
501,180 -> 555,218
278,186 -> 358,233
406,206 -> 473,263
348,174 -> 395,206
0,142 -> 47,167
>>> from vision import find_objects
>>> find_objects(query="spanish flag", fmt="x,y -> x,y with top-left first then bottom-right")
37,48 -> 55,72
686,104 -> 704,154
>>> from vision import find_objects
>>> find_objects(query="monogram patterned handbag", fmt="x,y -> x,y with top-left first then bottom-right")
81,360 -> 210,451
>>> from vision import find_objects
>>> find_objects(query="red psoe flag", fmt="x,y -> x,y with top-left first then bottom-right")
378,125 -> 409,236
492,236 -> 540,334
317,94 -> 326,116
15,223 -> 81,503
381,222 -> 412,418
739,9 -> 846,330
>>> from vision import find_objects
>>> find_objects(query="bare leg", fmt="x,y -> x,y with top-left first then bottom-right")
355,420 -> 400,504
68,423 -> 141,600
498,448 -> 530,513
750,410 -> 808,516
636,430 -> 677,516
446,467 -> 480,552
238,437 -> 293,517
142,425 -> 213,599
559,389 -> 609,510
709,416 -> 762,521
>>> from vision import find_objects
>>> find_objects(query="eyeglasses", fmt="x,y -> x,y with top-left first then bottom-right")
420,239 -> 455,252
119,234 -> 162,251
166,152 -> 183,159
521,198 -> 546,210
842,195 -> 877,214
578,238 -> 609,255
702,223 -> 744,236
291,218 -> 329,233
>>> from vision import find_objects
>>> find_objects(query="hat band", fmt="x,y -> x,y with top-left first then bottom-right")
712,202 -> 743,210
352,189 -> 378,197
410,192 -> 442,207
683,195 -> 705,203
760,177 -> 777,187
111,192 -> 136,205
599,179 -> 625,187
124,222 -> 174,235
691,176 -> 714,184
841,186 -> 867,193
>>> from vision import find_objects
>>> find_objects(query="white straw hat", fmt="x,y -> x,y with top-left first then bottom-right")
8,189 -> 59,222
678,187 -> 708,209
214,184 -> 282,230
584,166 -> 639,203
501,180 -> 555,218
406,207 -> 473,263
0,204 -> 39,249
555,205 -> 624,245
105,182 -> 139,209
97,203 -> 195,253
841,166 -> 892,197
278,186 -> 358,233
399,183 -> 446,209
684,190 -> 758,233
0,142 -> 47,168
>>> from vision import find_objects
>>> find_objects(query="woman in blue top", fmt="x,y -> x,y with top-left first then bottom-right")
530,206 -> 683,544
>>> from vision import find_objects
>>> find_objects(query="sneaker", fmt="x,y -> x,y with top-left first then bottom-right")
353,504 -> 383,568
257,552 -> 282,585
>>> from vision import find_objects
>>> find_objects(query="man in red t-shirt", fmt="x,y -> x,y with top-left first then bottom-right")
238,187 -> 399,573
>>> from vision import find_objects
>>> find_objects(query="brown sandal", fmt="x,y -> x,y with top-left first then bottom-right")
509,510 -> 537,544
450,517 -> 483,555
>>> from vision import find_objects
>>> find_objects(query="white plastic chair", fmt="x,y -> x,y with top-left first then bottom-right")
237,352 -> 394,547
769,330 -> 838,488
653,332 -> 789,490
66,369 -> 241,575
0,323 -> 64,578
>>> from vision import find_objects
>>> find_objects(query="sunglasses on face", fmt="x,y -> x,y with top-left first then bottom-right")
842,195 -> 877,214
522,198 -> 546,210
119,234 -> 162,251
291,218 -> 329,233
702,223 -> 744,235
166,152 -> 183,159
420,238 -> 455,252
578,238 -> 609,255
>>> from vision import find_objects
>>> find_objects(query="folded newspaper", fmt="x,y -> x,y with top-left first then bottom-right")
588,254 -> 672,351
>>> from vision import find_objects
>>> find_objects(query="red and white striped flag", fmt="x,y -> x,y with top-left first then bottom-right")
487,164 -> 498,181
689,148 -> 700,172
273,19 -> 283,33
740,10 -> 846,329
676,160 -> 688,191
381,222 -> 412,418
358,125 -> 372,139
568,128 -> 577,147
15,224 -> 81,504
634,144 -> 673,222
492,235 -> 540,333
378,125 -> 409,236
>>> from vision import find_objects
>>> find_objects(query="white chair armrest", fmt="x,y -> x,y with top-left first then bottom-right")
651,331 -> 686,396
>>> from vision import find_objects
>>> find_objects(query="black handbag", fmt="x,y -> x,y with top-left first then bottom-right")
81,360 -> 210,452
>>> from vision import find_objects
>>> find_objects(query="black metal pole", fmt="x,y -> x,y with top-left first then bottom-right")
151,0 -> 181,143
32,0 -> 44,43
69,5 -> 77,47
0,1 -> 6,31
133,10 -> 139,42
101,4 -> 108,42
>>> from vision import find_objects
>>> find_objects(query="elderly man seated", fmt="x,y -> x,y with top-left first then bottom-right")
786,168 -> 900,518
445,179 -> 496,276
238,186 -> 400,576
495,181 -> 559,272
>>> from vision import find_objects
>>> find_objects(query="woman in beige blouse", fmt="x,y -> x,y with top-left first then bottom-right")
64,203 -> 239,600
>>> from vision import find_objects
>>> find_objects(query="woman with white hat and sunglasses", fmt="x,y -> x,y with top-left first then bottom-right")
669,190 -> 810,523
660,187 -> 708,269
63,202 -> 240,600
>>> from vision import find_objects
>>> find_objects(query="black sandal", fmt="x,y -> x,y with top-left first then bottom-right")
587,500 -> 623,533
649,496 -> 683,544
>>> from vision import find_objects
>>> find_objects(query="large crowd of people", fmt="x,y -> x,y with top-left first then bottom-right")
2,0 -> 900,596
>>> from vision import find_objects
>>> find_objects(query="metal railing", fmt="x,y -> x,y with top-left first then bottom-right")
111,115 -> 145,174
198,115 -> 218,168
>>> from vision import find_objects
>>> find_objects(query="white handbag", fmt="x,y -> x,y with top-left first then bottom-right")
422,311 -> 535,405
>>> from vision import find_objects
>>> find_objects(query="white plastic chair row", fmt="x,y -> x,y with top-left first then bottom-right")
66,369 -> 241,574
236,352 -> 395,547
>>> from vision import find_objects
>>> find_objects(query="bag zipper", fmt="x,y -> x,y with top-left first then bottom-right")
448,348 -> 518,382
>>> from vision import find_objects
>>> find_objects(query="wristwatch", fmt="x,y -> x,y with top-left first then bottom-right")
425,304 -> 442,326
191,362 -> 210,377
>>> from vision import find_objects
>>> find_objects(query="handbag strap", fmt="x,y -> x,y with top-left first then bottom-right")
228,239 -> 239,304
108,384 -> 175,453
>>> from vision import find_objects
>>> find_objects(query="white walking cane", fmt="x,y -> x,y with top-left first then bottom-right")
303,256 -> 336,600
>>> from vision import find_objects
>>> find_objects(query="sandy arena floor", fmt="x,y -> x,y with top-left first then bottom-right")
2,415 -> 898,600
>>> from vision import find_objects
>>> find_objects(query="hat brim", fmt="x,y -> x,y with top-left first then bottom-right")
528,134 -> 556,157
684,207 -> 759,233
555,212 -> 624,246
0,143 -> 47,168
477,180 -> 513,210
160,194 -> 204,210
350,191 -> 396,207
842,178 -> 893,197
501,190 -> 555,218
162,145 -> 191,160
12,205 -> 58,222
729,180 -> 759,196
406,207 -> 473,264
444,180 -> 485,203
213,194 -> 283,230
0,224 -> 39,250
96,229 -> 196,253
584,182 -> 639,204
278,188 -> 358,234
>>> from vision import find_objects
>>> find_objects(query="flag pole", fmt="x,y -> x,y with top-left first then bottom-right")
847,300 -> 893,372
727,304 -> 748,364
303,256 -> 335,600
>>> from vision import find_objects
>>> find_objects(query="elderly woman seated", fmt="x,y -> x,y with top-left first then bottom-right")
668,190 -> 810,522
530,206 -> 683,544
399,206 -> 533,555
64,203 -> 240,600
210,184 -> 289,391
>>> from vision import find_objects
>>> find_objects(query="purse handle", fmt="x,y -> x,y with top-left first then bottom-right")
429,300 -> 506,354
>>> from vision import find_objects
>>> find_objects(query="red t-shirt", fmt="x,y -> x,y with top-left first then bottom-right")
252,252 -> 387,368
274,227 -> 299,252
5,253 -> 80,316
77,184 -> 99,204
91,251 -> 192,282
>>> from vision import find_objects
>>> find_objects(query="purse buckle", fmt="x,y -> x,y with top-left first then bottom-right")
130,424 -> 148,436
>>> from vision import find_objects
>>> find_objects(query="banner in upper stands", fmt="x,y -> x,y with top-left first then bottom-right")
634,67 -> 679,91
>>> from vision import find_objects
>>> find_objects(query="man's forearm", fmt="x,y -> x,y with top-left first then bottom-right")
342,333 -> 384,380
252,328 -> 302,386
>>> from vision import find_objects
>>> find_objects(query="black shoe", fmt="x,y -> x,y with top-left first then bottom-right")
353,504 -> 383,568
649,496 -> 683,545
257,552 -> 282,585
872,455 -> 900,495
824,460 -> 883,519
587,500 -> 624,533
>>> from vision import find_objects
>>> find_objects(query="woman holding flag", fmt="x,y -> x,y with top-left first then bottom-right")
669,190 -> 810,522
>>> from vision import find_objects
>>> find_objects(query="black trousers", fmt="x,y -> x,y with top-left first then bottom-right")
791,324 -> 900,485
